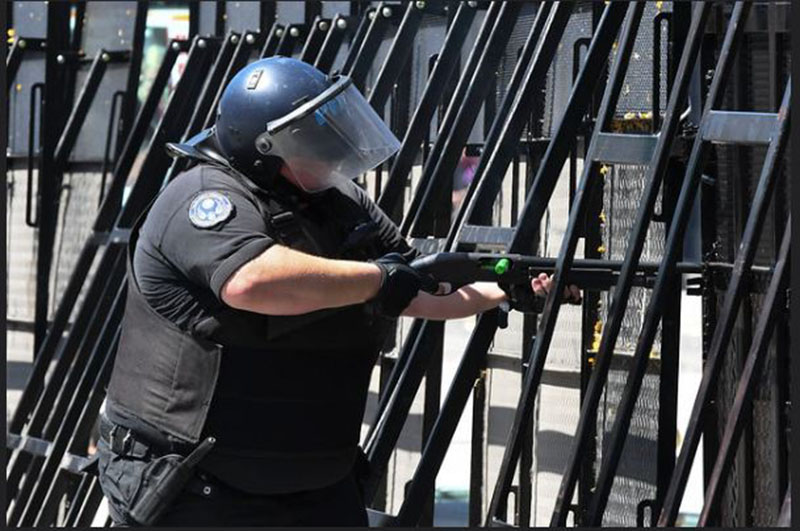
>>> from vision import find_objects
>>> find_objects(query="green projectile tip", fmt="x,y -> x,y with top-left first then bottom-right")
494,258 -> 510,275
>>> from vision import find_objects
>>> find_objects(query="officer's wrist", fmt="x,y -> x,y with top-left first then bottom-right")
369,263 -> 387,299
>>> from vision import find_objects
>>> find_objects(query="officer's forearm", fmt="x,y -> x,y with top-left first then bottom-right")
401,282 -> 507,320
221,244 -> 383,315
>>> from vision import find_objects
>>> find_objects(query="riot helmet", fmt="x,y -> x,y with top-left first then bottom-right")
215,57 -> 400,192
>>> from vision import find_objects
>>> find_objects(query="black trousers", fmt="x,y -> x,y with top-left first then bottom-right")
150,471 -> 369,527
98,431 -> 369,527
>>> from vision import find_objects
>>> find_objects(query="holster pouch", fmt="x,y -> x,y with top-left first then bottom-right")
128,436 -> 216,526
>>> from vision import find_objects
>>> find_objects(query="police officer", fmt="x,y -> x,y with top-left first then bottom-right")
95,57 -> 580,527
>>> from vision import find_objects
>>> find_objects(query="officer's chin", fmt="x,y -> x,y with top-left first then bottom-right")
279,163 -> 336,194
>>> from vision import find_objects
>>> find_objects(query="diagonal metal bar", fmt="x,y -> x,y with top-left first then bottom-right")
35,315 -> 125,526
698,218 -> 791,526
73,476 -> 106,526
97,39 -> 188,228
339,6 -> 376,75
299,16 -> 332,64
363,318 -> 425,445
401,1 -> 524,237
7,35 -> 216,522
550,3 -> 713,525
409,1 -> 517,227
169,30 -> 266,181
578,3 -> 754,525
362,316 -> 440,492
364,4 -> 629,523
7,33 -> 213,455
394,310 -> 500,526
274,23 -> 307,57
13,281 -> 126,526
362,1 -> 526,483
22,247 -> 124,447
24,286 -> 126,526
500,5 -> 613,255
314,14 -> 350,73
366,1 -> 543,433
483,2 -> 631,524
31,1 -> 73,355
452,0 -> 575,236
53,49 -> 114,169
658,76 -> 791,527
367,2 -> 424,111
7,36 -> 47,79
427,0 -> 559,238
347,3 -> 393,91
8,34 -> 216,527
365,2 -> 628,524
376,1 -> 481,220
184,31 -> 241,136
364,0 -> 511,451
202,30 -> 268,130
390,7 -> 574,526
62,474 -> 92,526
118,38 -> 221,228
259,22 -> 284,59
4,246 -> 125,510
5,48 -> 191,518
6,37 -> 192,438
161,31 -> 240,183
116,2 -> 150,159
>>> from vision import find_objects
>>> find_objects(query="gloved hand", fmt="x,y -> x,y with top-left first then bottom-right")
371,253 -> 438,317
499,282 -> 546,313
500,272 -> 582,313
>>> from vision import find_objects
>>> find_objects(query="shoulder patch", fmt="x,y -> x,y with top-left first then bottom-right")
188,191 -> 234,228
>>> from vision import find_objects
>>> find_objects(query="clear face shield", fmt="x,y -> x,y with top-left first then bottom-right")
255,76 -> 401,192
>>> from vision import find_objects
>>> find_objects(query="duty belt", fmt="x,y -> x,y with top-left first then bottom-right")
99,414 -> 192,458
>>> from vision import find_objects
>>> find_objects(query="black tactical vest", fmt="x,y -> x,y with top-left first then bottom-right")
106,162 -> 394,493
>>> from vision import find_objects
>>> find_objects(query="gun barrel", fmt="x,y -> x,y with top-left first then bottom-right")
411,252 -> 704,292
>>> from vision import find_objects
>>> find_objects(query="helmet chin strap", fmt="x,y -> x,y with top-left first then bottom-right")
246,155 -> 283,190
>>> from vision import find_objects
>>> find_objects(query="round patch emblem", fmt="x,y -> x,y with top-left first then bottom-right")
188,191 -> 233,228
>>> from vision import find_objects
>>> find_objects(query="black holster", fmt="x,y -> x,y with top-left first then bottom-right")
98,432 -> 215,527
127,436 -> 216,526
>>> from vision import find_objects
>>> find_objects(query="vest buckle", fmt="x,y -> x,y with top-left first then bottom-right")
106,421 -> 140,456
270,210 -> 295,229
121,430 -> 134,454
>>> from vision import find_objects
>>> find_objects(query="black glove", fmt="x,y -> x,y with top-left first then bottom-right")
371,253 -> 438,317
499,282 -> 546,314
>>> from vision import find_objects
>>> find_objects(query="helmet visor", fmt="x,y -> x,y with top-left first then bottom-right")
258,76 -> 401,192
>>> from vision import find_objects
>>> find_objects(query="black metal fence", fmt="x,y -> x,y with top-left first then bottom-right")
5,1 -> 791,527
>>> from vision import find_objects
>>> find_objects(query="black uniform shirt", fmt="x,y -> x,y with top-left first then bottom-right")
118,163 -> 417,493
133,163 -> 415,331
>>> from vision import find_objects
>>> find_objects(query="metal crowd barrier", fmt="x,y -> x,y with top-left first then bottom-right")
6,1 -> 790,527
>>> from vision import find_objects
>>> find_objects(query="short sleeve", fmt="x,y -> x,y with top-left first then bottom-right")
152,188 -> 275,299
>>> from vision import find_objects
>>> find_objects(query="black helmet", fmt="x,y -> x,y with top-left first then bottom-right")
215,57 -> 400,192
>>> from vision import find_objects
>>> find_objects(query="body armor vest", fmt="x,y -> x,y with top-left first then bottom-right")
107,139 -> 392,492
